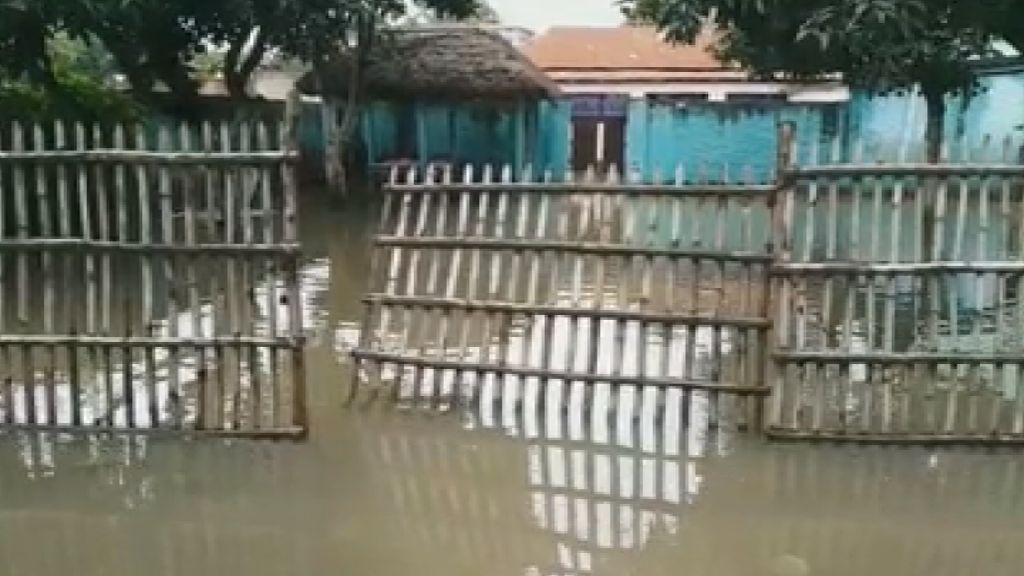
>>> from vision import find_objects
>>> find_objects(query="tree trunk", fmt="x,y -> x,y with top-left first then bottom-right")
333,56 -> 363,197
322,94 -> 343,191
923,87 -> 946,164
920,85 -> 946,352
224,30 -> 267,99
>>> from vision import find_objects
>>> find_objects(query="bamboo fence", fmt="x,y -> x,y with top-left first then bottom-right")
352,123 -> 1024,445
0,108 -> 306,438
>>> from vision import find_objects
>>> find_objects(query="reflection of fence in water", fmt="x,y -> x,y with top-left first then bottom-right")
367,404 -> 712,576
4,415 -> 1024,575
0,118 -> 305,437
0,434 -> 326,576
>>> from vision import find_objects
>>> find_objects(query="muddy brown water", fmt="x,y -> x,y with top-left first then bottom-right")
2,192 -> 1024,576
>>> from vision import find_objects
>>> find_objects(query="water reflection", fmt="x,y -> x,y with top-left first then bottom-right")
2,193 -> 1024,576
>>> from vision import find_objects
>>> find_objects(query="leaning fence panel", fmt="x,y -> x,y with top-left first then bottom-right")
0,117 -> 306,438
352,163 -> 774,432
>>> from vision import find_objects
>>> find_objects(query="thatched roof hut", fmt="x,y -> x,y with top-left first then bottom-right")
297,26 -> 559,101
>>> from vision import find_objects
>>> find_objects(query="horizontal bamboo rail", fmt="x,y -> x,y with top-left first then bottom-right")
351,350 -> 771,395
0,150 -> 299,164
772,261 -> 1024,274
774,351 -> 1024,364
767,429 -> 1024,446
0,239 -> 301,255
770,350 -> 1024,362
0,422 -> 306,439
374,236 -> 774,262
363,294 -> 771,328
386,183 -> 775,196
788,164 -> 1024,178
0,335 -> 301,348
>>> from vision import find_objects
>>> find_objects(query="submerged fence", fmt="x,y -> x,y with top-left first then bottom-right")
0,117 -> 306,438
351,163 -> 774,432
771,130 -> 1024,443
353,125 -> 1024,445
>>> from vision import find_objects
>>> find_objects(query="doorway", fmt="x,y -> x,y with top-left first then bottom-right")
569,95 -> 628,174
571,117 -> 626,174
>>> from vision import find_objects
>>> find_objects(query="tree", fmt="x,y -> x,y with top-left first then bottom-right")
244,0 -> 484,194
1,0 -> 485,107
619,0 -> 1020,162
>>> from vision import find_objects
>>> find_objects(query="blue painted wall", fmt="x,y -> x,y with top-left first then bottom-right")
299,69 -> 1024,180
300,99 -> 542,179
625,99 -> 835,183
846,71 -> 1024,162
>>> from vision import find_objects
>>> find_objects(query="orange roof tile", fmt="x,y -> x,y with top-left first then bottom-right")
524,25 -> 735,72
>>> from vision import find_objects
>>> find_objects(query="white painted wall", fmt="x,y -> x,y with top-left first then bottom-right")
552,81 -> 850,103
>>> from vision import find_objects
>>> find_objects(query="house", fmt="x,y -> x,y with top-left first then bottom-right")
524,25 -> 849,181
846,57 -> 1024,162
297,26 -> 559,186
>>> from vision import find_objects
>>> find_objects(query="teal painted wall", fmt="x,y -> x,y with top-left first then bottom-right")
625,99 -> 834,183
299,99 -> 539,178
298,70 -> 1024,181
535,100 -> 571,173
846,71 -> 1024,162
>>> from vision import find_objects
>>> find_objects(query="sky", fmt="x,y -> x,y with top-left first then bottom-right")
491,0 -> 623,31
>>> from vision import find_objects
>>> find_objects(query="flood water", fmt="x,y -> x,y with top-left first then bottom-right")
2,191 -> 1024,576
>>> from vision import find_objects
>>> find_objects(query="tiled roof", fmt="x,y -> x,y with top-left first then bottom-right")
524,25 -> 735,72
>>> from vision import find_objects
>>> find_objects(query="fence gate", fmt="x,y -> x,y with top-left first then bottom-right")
769,127 -> 1024,444
351,164 -> 773,431
0,118 -> 305,438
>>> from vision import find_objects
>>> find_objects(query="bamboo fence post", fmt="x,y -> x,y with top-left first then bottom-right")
111,123 -> 138,429
132,124 -> 156,432
382,165 -> 416,399
201,121 -> 220,423
494,164 -> 519,414
769,122 -> 796,430
257,120 -> 278,426
402,164 -> 434,403
452,164 -> 475,406
282,93 -> 306,433
201,120 -> 219,428
493,164 -> 520,420
803,144 -> 821,432
75,122 -> 103,427
886,175 -> 904,433
863,165 -> 884,432
712,165 -> 730,427
980,172 -> 1002,434
159,124 -> 177,429
431,164 -> 455,405
0,127 -> 8,424
220,121 -> 242,428
12,122 -> 29,326
33,122 -> 58,425
181,122 -> 206,430
238,121 -> 263,427
92,124 -> 113,336
54,120 -> 79,426
472,165 -> 498,412
1016,164 -> 1024,435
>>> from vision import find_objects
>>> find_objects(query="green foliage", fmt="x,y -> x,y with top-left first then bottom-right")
620,0 -> 1021,159
0,0 -> 487,107
620,0 -> 1016,98
0,74 -> 142,123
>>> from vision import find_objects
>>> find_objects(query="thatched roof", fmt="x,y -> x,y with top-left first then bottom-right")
297,26 -> 559,101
